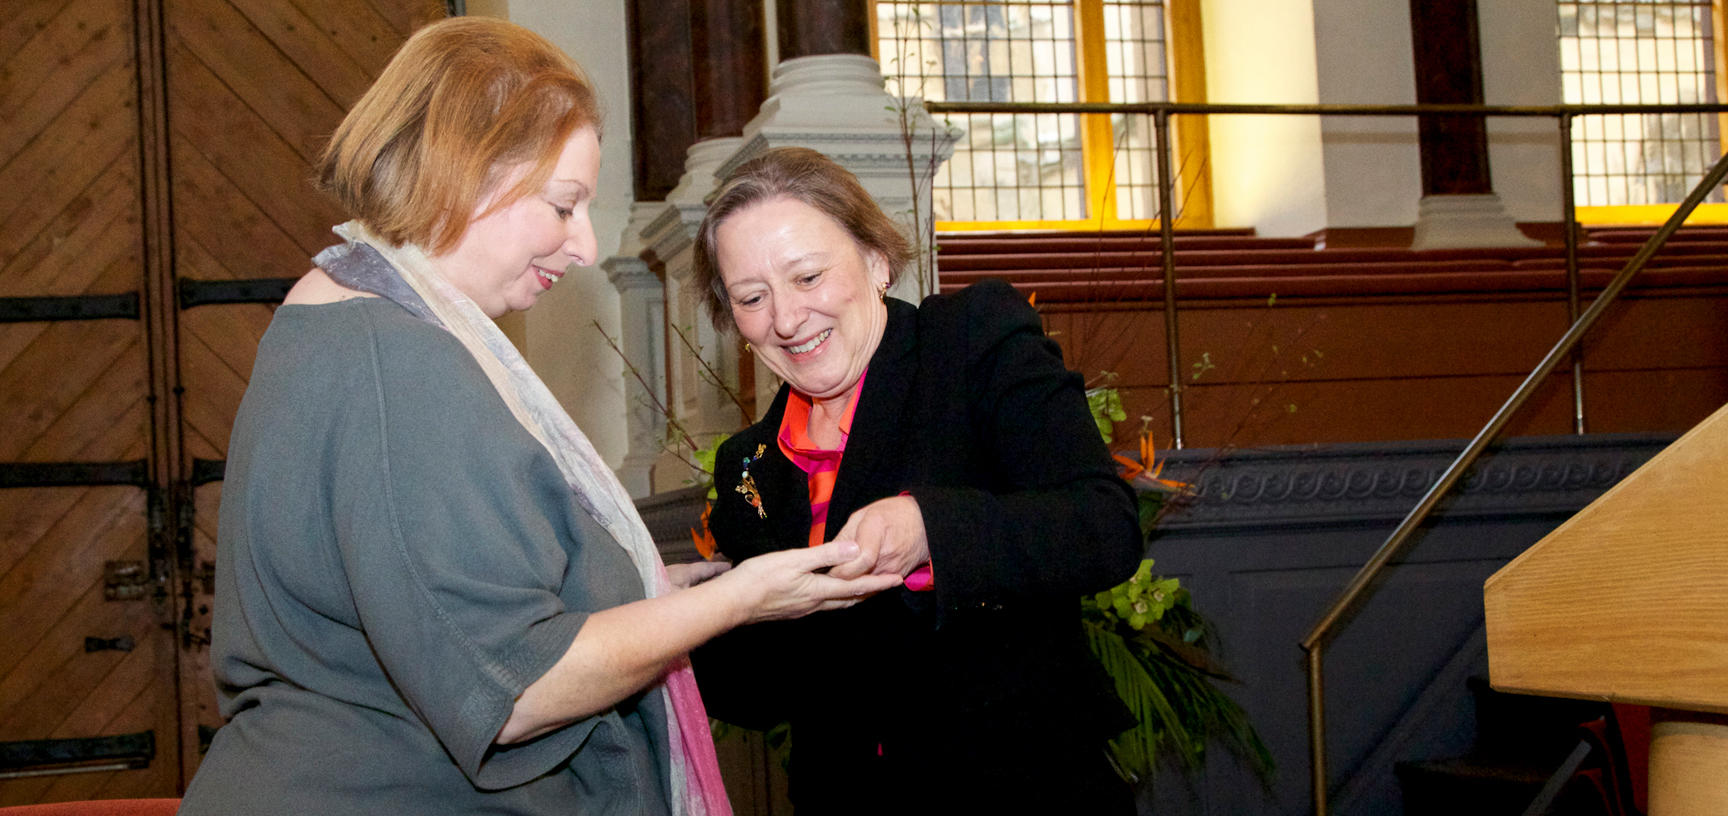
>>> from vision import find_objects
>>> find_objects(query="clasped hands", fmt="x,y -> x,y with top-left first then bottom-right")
666,495 -> 929,613
824,494 -> 929,585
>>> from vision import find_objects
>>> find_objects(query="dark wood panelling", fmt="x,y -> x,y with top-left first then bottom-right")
626,0 -> 698,201
1042,292 -> 1728,449
0,158 -> 140,296
692,0 -> 766,139
167,0 -> 347,164
0,488 -> 160,805
289,0 -> 412,81
172,147 -> 317,280
953,230 -> 1728,450
356,0 -> 445,39
226,0 -> 378,108
0,325 -> 142,459
1409,0 -> 1490,195
0,67 -> 135,268
774,0 -> 869,61
12,342 -> 151,464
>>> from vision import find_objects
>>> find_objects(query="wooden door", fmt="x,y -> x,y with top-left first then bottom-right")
162,0 -> 442,788
0,0 -> 441,800
1,0 -> 177,801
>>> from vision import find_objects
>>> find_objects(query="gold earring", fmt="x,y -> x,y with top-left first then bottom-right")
744,341 -> 752,354
878,281 -> 889,300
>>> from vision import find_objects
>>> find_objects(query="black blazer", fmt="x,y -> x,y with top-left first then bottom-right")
694,280 -> 1143,806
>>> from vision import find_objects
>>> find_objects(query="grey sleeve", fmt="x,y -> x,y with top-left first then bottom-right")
330,308 -> 619,789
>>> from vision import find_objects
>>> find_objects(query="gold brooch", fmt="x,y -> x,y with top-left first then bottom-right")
735,443 -> 767,519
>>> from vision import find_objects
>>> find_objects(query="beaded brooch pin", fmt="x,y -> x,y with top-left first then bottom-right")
735,443 -> 767,519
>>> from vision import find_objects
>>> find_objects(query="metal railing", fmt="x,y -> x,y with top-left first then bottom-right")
924,98 -> 1728,814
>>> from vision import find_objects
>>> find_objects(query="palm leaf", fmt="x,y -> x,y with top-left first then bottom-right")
1085,619 -> 1200,779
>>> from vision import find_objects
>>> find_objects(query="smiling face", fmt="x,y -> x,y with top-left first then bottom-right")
715,196 -> 891,405
429,126 -> 601,318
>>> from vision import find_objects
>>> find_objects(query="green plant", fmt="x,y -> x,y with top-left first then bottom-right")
1082,386 -> 1274,787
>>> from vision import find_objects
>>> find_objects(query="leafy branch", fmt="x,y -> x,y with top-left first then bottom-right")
593,320 -> 703,474
667,321 -> 752,427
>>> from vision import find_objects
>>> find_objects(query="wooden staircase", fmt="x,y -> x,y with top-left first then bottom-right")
1394,677 -> 1617,816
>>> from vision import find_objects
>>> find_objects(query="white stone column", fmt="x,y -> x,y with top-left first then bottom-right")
1410,193 -> 1543,250
641,136 -> 750,490
602,203 -> 669,498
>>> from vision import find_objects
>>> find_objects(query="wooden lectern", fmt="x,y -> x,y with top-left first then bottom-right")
1486,403 -> 1728,814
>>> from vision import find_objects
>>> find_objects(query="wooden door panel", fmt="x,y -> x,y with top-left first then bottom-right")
178,323 -> 252,463
166,42 -> 349,254
0,325 -> 143,459
0,0 -> 133,166
0,624 -> 177,803
176,484 -> 222,790
26,635 -> 178,802
354,0 -> 445,43
8,342 -> 150,465
173,148 -> 313,279
0,489 -> 144,672
227,0 -> 382,107
0,162 -> 141,299
0,74 -> 135,270
169,0 -> 348,164
1,2 -> 73,58
0,487 -> 164,804
0,0 -> 173,799
0,523 -> 150,737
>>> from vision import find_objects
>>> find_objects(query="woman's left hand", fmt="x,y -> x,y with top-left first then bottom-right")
826,495 -> 929,581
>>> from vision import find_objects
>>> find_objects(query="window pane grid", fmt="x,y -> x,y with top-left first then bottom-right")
1558,0 -> 1725,205
878,1 -> 1172,223
1104,0 -> 1168,220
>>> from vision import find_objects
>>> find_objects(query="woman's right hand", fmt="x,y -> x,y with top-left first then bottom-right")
719,541 -> 903,624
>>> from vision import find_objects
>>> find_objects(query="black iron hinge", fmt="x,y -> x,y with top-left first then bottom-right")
176,277 -> 295,309
0,731 -> 154,779
0,294 -> 140,323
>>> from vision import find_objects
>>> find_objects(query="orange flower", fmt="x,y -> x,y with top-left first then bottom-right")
690,501 -> 719,560
1116,430 -> 1190,494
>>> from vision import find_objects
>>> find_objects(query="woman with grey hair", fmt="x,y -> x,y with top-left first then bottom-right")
690,146 -> 1143,815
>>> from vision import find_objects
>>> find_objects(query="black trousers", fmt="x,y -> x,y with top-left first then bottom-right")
789,728 -> 1137,816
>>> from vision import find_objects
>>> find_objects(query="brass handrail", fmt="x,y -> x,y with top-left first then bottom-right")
924,98 -> 1728,814
1298,149 -> 1728,813
923,98 -> 1728,453
925,100 -> 1728,116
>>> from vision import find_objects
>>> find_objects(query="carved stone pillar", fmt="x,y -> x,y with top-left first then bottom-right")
1407,0 -> 1537,249
603,204 -> 669,498
605,1 -> 698,494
